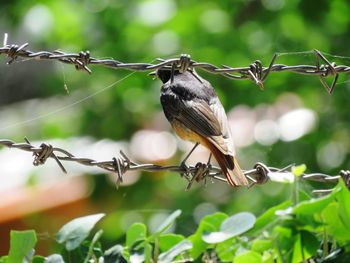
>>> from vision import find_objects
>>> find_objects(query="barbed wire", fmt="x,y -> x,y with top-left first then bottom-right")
0,34 -> 349,193
1,33 -> 349,93
0,138 -> 348,193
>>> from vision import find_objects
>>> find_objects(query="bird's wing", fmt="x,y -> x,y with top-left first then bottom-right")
209,98 -> 236,156
173,99 -> 230,154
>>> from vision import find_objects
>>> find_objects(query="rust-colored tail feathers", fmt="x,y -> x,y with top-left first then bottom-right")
206,140 -> 248,186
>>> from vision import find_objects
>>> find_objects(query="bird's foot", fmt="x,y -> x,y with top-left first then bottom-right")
180,161 -> 192,182
186,162 -> 209,190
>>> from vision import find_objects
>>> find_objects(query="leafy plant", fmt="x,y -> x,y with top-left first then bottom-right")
1,180 -> 350,262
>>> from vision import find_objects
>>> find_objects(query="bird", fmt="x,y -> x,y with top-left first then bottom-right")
157,68 -> 248,187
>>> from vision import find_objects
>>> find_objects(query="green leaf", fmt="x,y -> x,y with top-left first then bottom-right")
272,226 -> 294,259
252,239 -> 273,253
126,223 -> 147,248
202,212 -> 256,243
234,251 -> 262,263
32,256 -> 45,263
262,251 -> 274,263
8,230 -> 37,263
154,210 -> 181,235
188,212 -> 228,259
44,254 -> 65,263
289,233 -> 301,262
301,231 -> 319,260
250,201 -> 292,235
293,186 -> 339,215
336,179 -> 350,231
159,234 -> 185,252
216,238 -> 240,262
292,231 -> 319,263
323,202 -> 350,242
158,240 -> 192,263
56,213 -> 105,251
292,164 -> 306,177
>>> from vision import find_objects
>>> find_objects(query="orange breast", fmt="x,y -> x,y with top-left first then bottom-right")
171,119 -> 209,147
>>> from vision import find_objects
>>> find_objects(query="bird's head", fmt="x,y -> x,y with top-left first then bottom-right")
154,68 -> 173,84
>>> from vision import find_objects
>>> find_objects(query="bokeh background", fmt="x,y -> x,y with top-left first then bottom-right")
0,0 -> 349,255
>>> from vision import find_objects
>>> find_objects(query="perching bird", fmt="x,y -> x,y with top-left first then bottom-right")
157,68 -> 248,187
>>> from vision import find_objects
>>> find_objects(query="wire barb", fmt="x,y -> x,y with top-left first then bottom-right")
75,51 -> 92,73
24,137 -> 67,174
248,60 -> 264,90
340,170 -> 350,186
1,34 -> 350,92
178,54 -> 192,73
314,49 -> 339,94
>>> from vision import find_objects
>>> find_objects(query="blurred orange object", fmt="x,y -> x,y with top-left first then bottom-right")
0,176 -> 91,255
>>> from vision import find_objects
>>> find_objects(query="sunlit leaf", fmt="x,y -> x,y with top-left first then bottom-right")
262,251 -> 274,263
202,212 -> 256,243
216,238 -> 240,262
158,240 -> 192,263
188,212 -> 228,259
275,207 -> 293,217
159,234 -> 184,252
44,254 -> 65,263
8,230 -> 37,263
104,245 -> 128,263
56,213 -> 105,251
154,210 -> 181,235
268,172 -> 295,183
336,179 -> 350,231
323,202 -> 350,242
293,188 -> 338,215
234,251 -> 262,263
252,239 -> 273,253
126,223 -> 147,248
292,164 -> 307,177
249,201 -> 292,235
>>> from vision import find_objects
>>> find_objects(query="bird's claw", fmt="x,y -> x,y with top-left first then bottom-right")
180,161 -> 192,182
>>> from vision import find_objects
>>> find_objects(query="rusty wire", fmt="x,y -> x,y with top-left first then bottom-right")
1,34 -> 349,93
0,138 -> 348,193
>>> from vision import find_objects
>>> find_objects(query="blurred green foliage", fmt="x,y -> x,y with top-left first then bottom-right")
2,181 -> 350,262
0,0 -> 349,259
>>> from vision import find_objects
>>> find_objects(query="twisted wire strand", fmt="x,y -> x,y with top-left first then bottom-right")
0,139 -> 348,193
1,34 -> 349,93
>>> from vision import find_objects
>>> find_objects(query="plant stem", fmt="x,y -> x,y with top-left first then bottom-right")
323,227 -> 329,259
153,237 -> 159,263
293,177 -> 299,206
83,230 -> 103,263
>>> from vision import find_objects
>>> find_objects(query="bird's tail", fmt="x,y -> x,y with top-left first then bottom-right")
206,142 -> 248,187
